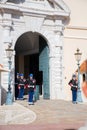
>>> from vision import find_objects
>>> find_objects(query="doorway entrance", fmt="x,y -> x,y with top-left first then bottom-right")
15,32 -> 50,99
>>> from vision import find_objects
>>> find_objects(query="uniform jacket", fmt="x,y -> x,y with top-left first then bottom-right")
27,79 -> 35,92
68,79 -> 78,91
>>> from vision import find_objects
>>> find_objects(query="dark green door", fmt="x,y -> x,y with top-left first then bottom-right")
39,36 -> 50,99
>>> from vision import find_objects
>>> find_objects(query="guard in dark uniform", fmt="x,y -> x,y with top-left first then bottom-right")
15,73 -> 20,100
68,74 -> 78,104
27,74 -> 36,105
17,73 -> 26,100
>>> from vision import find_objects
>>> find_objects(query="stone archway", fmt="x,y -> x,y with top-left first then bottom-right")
0,0 -> 70,102
14,31 -> 50,99
13,27 -> 64,100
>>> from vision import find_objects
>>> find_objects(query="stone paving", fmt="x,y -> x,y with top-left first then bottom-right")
0,95 -> 87,130
16,96 -> 87,127
0,102 -> 36,125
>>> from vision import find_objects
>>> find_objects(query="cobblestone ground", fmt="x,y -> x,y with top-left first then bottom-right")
0,95 -> 87,130
16,96 -> 87,127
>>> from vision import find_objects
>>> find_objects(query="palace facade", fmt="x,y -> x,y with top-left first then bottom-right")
0,0 -> 87,104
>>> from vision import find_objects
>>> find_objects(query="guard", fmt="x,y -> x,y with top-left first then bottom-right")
15,73 -> 20,100
17,73 -> 26,100
27,74 -> 36,105
68,74 -> 78,104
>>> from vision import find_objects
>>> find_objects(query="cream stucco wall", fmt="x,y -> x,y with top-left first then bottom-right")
64,0 -> 87,27
63,0 -> 87,100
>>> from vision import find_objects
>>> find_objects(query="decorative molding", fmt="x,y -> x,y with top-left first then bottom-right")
66,25 -> 87,31
64,36 -> 87,40
48,0 -> 70,13
0,0 -> 8,3
0,0 -> 70,17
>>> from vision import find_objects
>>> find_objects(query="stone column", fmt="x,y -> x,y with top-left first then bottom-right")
2,12 -> 12,43
2,23 -> 13,104
3,24 -> 12,72
49,31 -> 64,99
0,23 -> 4,64
3,24 -> 12,45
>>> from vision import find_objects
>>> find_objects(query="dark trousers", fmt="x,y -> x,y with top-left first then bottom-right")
18,88 -> 24,99
72,90 -> 77,102
28,91 -> 34,103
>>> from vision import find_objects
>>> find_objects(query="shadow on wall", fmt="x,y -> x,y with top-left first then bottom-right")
8,0 -> 25,4
1,87 -> 7,105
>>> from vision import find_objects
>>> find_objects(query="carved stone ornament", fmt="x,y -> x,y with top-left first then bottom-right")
48,0 -> 70,13
0,0 -> 70,13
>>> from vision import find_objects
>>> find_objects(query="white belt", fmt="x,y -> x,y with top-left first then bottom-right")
28,85 -> 34,88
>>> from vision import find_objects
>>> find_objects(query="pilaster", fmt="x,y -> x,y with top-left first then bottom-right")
49,31 -> 64,99
2,21 -> 14,102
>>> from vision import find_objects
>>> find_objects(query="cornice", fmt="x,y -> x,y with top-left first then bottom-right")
48,0 -> 70,14
0,2 -> 69,18
64,35 -> 87,40
66,25 -> 87,31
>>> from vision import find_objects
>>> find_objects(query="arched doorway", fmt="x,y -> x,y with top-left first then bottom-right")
15,32 -> 50,99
